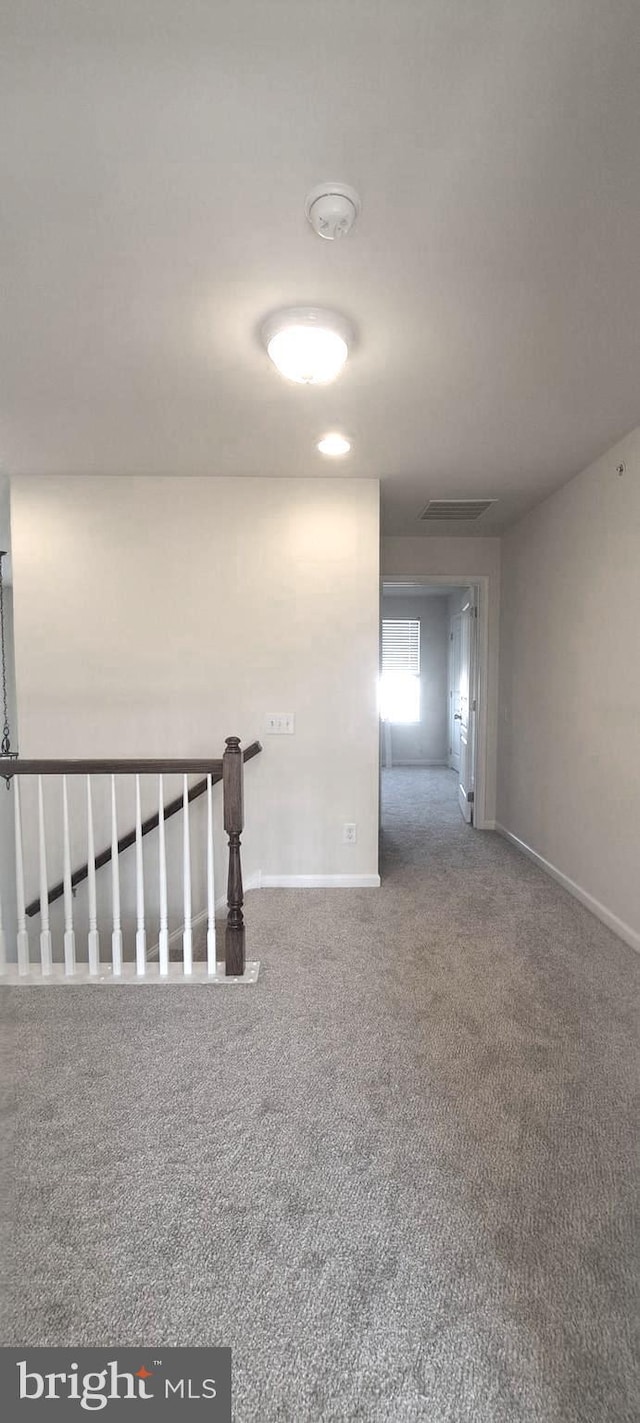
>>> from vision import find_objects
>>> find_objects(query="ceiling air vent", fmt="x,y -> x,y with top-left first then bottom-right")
419,499 -> 497,521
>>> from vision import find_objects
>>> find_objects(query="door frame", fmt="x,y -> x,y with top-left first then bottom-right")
448,610 -> 462,773
379,575 -> 491,830
457,588 -> 476,822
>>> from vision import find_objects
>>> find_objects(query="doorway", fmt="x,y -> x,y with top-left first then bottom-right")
380,579 -> 486,835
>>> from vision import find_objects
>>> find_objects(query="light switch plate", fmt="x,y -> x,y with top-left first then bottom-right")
266,713 -> 295,734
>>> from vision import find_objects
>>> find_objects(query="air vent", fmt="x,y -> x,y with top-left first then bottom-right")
419,499 -> 497,521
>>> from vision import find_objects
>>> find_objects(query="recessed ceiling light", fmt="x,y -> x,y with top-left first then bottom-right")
261,307 -> 353,385
317,432 -> 351,457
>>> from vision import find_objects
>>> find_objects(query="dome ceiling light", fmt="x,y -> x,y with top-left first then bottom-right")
317,432 -> 351,457
261,307 -> 353,385
304,182 -> 361,241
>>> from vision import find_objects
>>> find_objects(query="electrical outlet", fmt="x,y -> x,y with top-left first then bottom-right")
343,823 -> 357,844
266,713 -> 295,734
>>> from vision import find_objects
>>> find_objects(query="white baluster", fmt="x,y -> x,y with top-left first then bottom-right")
158,774 -> 169,976
14,775 -> 29,975
182,775 -> 192,975
37,776 -> 53,975
111,775 -> 122,976
135,775 -> 146,975
62,776 -> 76,975
206,773 -> 216,975
86,775 -> 100,974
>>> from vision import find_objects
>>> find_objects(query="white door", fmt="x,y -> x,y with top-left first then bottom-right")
457,593 -> 477,823
449,614 -> 462,772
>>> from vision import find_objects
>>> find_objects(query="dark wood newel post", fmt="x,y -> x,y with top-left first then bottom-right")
223,735 -> 245,976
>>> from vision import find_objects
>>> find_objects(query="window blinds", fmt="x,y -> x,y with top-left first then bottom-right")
381,620 -> 420,674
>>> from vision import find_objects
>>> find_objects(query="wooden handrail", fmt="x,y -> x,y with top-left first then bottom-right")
23,741 -> 262,918
1,758 -> 227,777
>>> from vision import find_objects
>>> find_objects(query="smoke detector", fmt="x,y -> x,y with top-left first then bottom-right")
305,183 -> 361,240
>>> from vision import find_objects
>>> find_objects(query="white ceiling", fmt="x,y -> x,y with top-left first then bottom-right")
1,1 -> 639,535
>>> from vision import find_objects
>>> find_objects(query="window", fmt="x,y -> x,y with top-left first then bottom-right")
380,619 -> 420,723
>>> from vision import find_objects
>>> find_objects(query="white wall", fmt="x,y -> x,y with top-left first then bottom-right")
0,477 -> 17,958
497,427 -> 640,948
10,476 -> 381,950
381,593 -> 449,763
381,537 -> 500,824
0,477 -> 10,560
0,476 -> 16,736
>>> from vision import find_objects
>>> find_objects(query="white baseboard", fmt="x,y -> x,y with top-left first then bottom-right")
387,759 -> 448,767
259,874 -> 381,889
495,825 -> 640,955
146,871 -> 378,958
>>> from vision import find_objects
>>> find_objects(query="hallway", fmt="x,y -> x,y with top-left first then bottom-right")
2,771 -> 639,1421
381,763 -> 471,870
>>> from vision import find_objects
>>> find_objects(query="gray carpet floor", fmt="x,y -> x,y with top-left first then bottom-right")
2,767 -> 639,1422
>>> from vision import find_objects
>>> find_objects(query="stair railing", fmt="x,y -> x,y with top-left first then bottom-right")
0,736 -> 261,983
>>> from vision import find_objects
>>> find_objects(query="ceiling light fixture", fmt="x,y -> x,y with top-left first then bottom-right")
261,307 -> 353,385
317,432 -> 351,457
